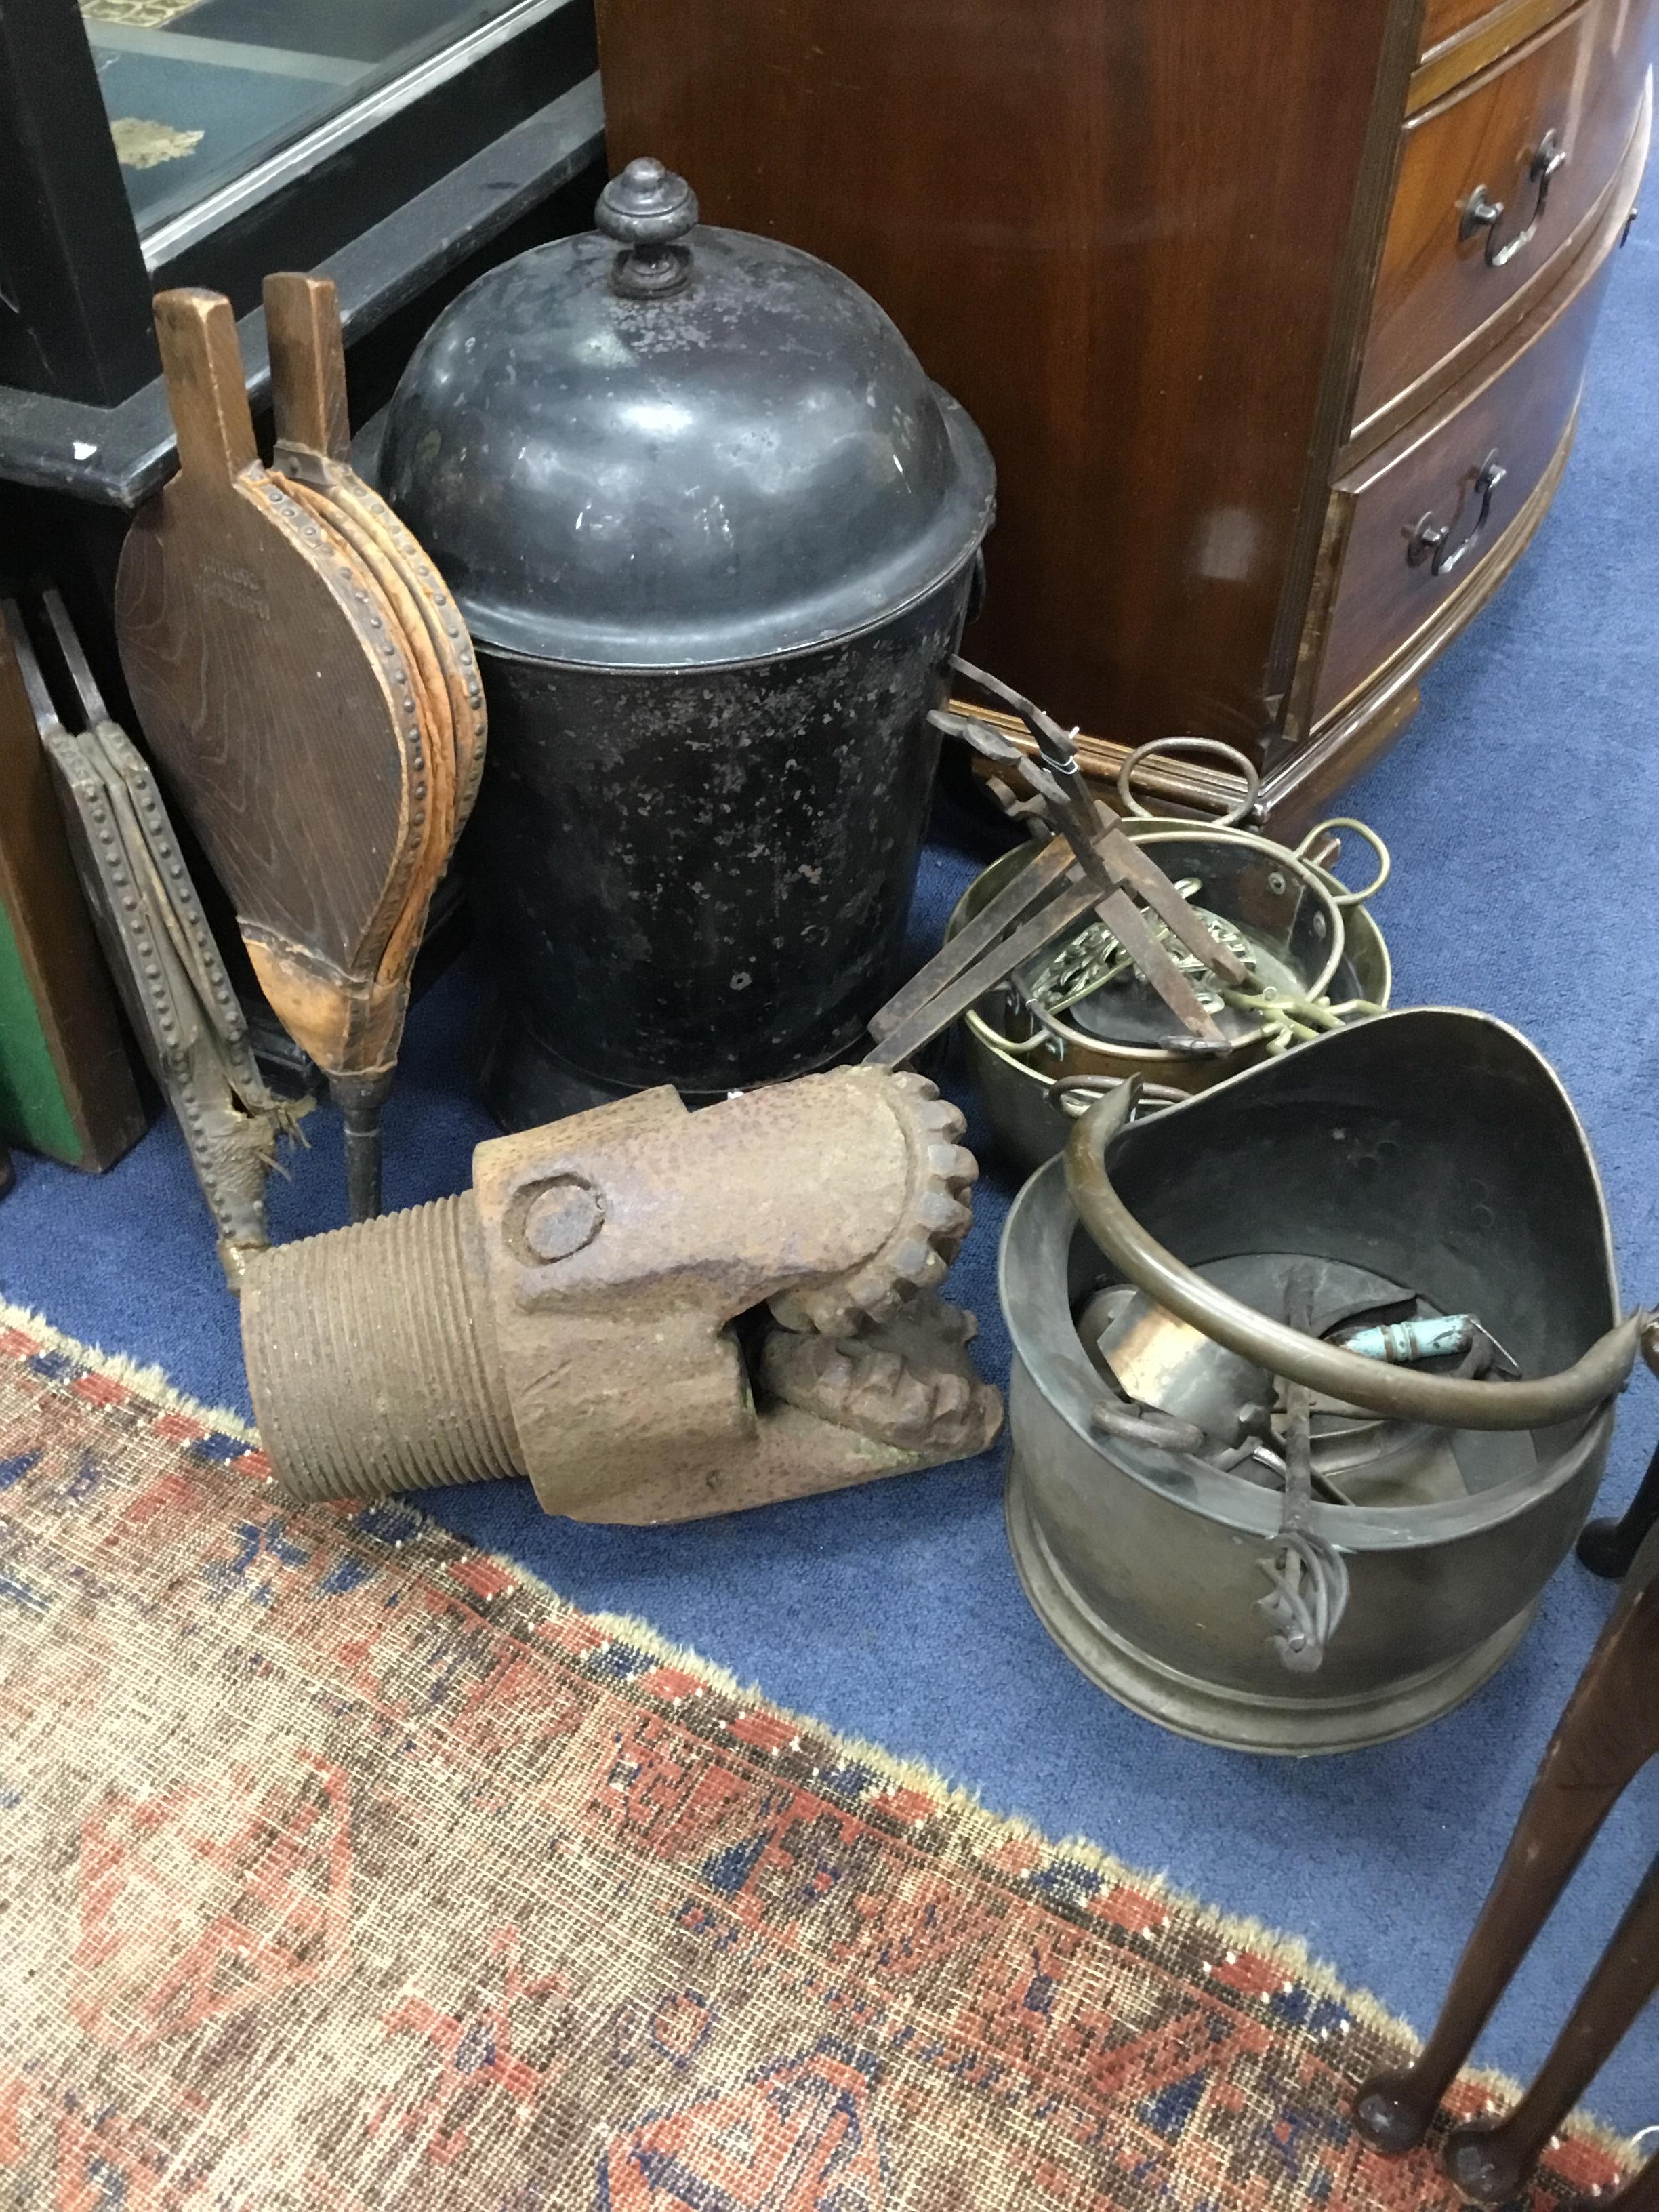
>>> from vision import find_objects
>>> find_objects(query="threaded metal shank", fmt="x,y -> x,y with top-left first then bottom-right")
241,1193 -> 521,1503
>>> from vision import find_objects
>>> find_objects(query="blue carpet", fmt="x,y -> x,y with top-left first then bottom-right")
5,224 -> 1659,2135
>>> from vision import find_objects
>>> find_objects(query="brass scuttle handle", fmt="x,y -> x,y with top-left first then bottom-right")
1065,1082 -> 1657,1433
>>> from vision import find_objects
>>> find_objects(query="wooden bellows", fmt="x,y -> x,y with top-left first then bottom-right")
115,276 -> 485,1216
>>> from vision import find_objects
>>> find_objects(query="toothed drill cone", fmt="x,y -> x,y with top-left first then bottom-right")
768,1072 -> 979,1335
761,1292 -> 1002,1456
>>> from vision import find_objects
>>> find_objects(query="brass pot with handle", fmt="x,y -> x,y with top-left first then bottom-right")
998,1007 -> 1648,1755
954,739 -> 1393,1175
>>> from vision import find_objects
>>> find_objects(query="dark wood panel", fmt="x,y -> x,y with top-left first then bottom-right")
0,0 -> 157,403
1313,200 -> 1623,726
1359,0 -> 1650,432
596,0 -> 1398,760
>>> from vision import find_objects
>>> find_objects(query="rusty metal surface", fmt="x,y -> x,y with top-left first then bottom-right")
867,663 -> 1260,1071
242,1066 -> 1002,1524
18,596 -> 302,1287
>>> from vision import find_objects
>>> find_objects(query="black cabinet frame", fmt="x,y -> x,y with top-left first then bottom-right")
0,0 -> 160,405
0,0 -> 600,459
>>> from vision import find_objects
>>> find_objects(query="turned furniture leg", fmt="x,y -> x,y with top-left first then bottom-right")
1440,1852 -> 1659,2202
1578,1436 -> 1659,1579
1354,1523 -> 1659,2157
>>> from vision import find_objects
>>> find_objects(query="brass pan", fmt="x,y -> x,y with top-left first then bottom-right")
953,818 -> 1393,1176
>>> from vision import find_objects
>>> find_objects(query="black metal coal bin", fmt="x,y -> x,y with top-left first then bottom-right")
381,157 -> 996,1124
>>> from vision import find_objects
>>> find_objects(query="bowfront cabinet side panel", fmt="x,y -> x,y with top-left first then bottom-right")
1360,0 -> 1653,434
1313,174 -> 1629,728
596,0 -> 1399,758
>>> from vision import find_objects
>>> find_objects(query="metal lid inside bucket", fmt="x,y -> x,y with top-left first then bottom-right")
996,1008 -> 1637,1753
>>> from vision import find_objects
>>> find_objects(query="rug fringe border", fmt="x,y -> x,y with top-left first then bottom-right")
0,1294 -> 259,1441
0,1292 -> 1637,2170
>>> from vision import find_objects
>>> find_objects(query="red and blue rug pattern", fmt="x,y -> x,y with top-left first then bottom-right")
0,1300 -> 1631,2209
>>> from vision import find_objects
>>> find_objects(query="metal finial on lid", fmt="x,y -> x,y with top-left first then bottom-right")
596,157 -> 699,298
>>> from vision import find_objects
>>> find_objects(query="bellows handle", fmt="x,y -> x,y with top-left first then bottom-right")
264,271 -> 351,464
154,289 -> 259,486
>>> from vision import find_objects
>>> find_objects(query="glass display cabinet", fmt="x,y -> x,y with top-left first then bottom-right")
0,0 -> 604,1126
87,0 -> 553,243
0,0 -> 602,497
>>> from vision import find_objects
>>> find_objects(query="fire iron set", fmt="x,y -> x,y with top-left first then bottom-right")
20,159 -> 1659,2203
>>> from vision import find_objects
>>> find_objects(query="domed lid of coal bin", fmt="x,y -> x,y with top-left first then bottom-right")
378,158 -> 996,670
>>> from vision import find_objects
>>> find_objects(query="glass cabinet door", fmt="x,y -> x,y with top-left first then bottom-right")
83,0 -> 539,243
0,0 -> 597,411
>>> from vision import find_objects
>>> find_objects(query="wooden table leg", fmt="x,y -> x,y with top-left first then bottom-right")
1441,1852 -> 1659,2201
1579,1435 -> 1659,1579
1354,1523 -> 1659,2156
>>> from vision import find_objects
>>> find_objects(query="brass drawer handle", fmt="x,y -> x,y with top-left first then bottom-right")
1460,129 -> 1567,268
1407,451 -> 1507,578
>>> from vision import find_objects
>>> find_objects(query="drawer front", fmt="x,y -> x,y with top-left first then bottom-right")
1415,0 -> 1591,110
1357,0 -> 1648,433
1419,0 -> 1576,69
1313,239 -> 1615,727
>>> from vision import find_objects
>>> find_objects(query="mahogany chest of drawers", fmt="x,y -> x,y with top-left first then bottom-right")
595,0 -> 1652,825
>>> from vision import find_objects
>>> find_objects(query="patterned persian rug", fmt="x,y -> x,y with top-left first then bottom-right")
0,1299 -> 1631,2210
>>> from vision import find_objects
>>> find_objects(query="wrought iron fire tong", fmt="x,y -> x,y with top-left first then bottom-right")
865,657 -> 1252,1067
